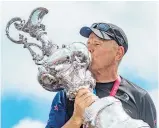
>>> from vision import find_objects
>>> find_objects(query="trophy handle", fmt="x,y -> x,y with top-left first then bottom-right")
6,17 -> 24,44
6,7 -> 58,65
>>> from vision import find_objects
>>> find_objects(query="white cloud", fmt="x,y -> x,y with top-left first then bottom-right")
149,89 -> 158,111
12,118 -> 45,128
119,26 -> 158,82
1,2 -> 158,101
1,48 -> 56,101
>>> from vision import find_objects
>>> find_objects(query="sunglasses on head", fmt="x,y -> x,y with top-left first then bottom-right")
91,23 -> 124,46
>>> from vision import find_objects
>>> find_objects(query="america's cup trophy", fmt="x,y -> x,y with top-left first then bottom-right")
6,7 -> 150,128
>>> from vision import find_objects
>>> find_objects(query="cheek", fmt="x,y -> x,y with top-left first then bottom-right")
91,49 -> 107,64
92,48 -> 115,64
94,48 -> 109,59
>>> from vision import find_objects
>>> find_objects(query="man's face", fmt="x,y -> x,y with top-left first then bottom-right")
87,32 -> 119,72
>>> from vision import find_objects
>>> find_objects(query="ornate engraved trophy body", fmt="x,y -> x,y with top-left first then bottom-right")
6,7 -> 150,128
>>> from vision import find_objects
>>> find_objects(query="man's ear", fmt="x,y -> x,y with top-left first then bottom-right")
116,46 -> 124,61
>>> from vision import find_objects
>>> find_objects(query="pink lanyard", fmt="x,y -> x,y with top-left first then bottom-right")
93,76 -> 121,96
109,76 -> 121,96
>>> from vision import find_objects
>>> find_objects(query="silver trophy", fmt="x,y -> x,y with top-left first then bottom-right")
6,7 -> 150,128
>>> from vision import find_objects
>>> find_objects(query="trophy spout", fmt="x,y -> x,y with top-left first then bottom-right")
22,7 -> 48,37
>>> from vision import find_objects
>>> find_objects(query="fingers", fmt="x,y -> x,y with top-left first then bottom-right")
73,88 -> 97,120
75,88 -> 97,107
84,94 -> 97,106
76,88 -> 90,98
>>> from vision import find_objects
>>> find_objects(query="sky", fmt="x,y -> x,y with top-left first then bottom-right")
1,1 -> 158,128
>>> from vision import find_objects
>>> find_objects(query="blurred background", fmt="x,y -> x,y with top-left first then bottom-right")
1,1 -> 158,128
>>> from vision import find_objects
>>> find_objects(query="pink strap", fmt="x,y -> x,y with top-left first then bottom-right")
109,76 -> 121,96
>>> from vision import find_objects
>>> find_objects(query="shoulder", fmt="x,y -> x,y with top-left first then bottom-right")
51,90 -> 67,107
46,90 -> 69,128
120,76 -> 148,97
120,77 -> 157,127
119,76 -> 152,106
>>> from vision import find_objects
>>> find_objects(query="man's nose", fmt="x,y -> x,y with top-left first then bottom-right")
87,45 -> 94,53
87,38 -> 94,53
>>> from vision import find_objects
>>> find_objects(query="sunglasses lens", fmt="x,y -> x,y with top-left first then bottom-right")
90,23 -> 124,46
98,24 -> 110,31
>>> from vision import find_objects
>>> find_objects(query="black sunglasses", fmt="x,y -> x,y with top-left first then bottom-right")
91,23 -> 124,46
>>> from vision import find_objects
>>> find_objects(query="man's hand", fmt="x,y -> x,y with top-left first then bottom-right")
62,88 -> 97,128
72,88 -> 97,125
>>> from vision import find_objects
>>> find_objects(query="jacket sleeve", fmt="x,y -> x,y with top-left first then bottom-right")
139,92 -> 157,128
45,91 -> 68,128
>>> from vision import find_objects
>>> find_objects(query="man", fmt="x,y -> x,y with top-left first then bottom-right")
45,23 -> 157,128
